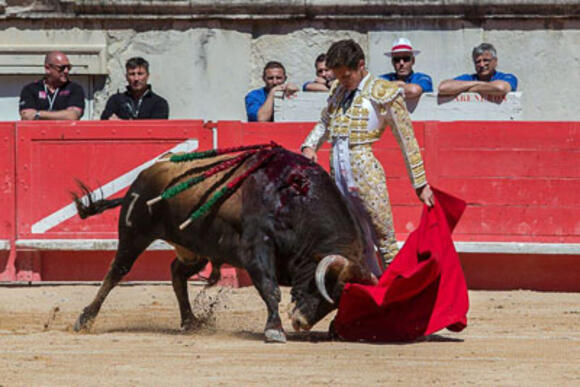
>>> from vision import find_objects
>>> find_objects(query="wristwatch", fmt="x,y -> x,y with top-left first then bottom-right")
34,111 -> 40,120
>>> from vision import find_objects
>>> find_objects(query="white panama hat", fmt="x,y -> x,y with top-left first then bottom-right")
384,37 -> 421,57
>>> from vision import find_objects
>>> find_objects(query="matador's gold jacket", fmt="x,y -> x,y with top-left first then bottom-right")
302,73 -> 427,189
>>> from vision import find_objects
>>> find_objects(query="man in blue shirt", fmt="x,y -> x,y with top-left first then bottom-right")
379,37 -> 433,99
438,43 -> 518,96
245,61 -> 298,122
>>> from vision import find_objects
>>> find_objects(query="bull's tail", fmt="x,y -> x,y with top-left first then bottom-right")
71,180 -> 124,219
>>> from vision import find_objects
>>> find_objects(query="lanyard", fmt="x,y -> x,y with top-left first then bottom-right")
44,83 -> 60,111
129,89 -> 149,119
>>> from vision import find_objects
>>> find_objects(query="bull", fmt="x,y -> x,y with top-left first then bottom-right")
72,145 -> 377,342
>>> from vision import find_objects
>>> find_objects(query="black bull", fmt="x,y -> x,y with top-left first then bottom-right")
72,147 -> 377,342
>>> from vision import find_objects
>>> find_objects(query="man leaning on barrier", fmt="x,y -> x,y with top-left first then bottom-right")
245,61 -> 299,122
379,37 -> 433,100
438,43 -> 518,96
19,51 -> 85,121
101,57 -> 169,120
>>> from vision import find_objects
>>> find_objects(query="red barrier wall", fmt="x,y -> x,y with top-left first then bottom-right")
0,120 -> 578,290
12,120 -> 219,282
426,121 -> 580,244
0,122 -> 16,281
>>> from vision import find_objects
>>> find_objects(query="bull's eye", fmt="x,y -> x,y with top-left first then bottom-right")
290,288 -> 303,303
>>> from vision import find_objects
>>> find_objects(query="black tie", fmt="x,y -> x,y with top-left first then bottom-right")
341,89 -> 356,113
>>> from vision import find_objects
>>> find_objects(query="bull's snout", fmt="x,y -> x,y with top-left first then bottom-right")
290,309 -> 312,332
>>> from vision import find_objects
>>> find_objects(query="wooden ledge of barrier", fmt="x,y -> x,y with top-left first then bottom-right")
15,239 -> 580,255
0,240 -> 10,250
6,239 -> 580,291
274,92 -> 523,122
14,239 -> 580,255
389,241 -> 580,255
453,242 -> 580,255
15,239 -> 173,251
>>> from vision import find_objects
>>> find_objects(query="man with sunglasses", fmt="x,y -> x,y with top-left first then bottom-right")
438,43 -> 517,96
19,51 -> 85,120
245,61 -> 298,122
379,38 -> 433,99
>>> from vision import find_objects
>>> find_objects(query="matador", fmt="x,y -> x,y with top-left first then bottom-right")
302,39 -> 434,270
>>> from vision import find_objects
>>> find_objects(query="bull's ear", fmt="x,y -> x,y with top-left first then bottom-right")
339,263 -> 377,286
315,256 -> 377,304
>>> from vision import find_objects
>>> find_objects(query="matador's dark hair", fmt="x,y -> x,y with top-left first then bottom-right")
325,39 -> 365,70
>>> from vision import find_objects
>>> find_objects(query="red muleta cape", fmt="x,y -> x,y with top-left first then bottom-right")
333,188 -> 469,342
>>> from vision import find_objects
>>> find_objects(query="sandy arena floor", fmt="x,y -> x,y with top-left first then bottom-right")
0,284 -> 578,386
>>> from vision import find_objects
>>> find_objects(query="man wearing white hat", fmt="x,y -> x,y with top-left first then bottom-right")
379,37 -> 433,99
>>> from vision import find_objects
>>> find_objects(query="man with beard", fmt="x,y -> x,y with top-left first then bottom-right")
438,43 -> 518,96
101,57 -> 169,120
379,38 -> 433,100
19,51 -> 85,120
301,39 -> 434,268
245,61 -> 298,122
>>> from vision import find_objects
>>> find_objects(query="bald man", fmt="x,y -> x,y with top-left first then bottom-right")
19,51 -> 85,120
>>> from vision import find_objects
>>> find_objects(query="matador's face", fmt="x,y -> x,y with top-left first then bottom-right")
332,59 -> 367,91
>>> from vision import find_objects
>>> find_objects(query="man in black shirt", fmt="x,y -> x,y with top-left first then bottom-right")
101,57 -> 169,120
19,51 -> 85,120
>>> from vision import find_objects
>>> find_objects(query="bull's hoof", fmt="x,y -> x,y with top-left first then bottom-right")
73,313 -> 93,332
180,319 -> 202,333
264,329 -> 287,343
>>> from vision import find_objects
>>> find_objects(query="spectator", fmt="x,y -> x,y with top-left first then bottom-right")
19,51 -> 85,120
303,54 -> 335,92
245,61 -> 298,122
101,57 -> 169,120
438,43 -> 518,96
380,37 -> 433,99
301,39 -> 433,268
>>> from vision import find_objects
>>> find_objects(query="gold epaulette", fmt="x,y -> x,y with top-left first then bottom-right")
366,78 -> 402,105
328,79 -> 340,98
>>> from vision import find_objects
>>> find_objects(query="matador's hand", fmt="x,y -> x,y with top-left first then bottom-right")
416,184 -> 434,207
302,147 -> 317,163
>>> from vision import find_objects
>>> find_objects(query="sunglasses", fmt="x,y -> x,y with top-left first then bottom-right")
392,56 -> 412,63
49,64 -> 72,72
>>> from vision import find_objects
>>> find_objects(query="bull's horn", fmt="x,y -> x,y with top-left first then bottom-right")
315,254 -> 348,304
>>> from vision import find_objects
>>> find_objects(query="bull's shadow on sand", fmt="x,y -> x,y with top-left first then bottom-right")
84,326 -> 194,335
232,330 -> 464,344
75,325 -> 463,344
233,330 -> 332,343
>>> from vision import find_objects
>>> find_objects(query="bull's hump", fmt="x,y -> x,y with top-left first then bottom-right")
264,148 -> 325,180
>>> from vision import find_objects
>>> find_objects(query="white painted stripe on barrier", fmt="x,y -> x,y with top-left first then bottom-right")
15,239 -> 173,251
0,240 -> 10,250
14,239 -> 580,255
30,139 -> 199,234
